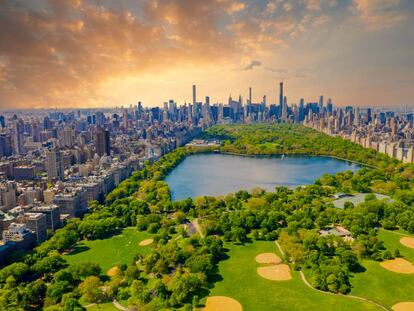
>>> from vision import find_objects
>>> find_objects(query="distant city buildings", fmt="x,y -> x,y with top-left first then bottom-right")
303,104 -> 414,163
0,81 -> 413,256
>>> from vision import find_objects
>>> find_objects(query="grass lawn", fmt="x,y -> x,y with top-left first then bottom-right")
64,227 -> 154,273
350,230 -> 414,307
378,229 -> 414,262
208,240 -> 381,311
85,302 -> 117,311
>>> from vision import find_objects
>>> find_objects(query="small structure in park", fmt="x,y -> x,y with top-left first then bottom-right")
318,225 -> 352,241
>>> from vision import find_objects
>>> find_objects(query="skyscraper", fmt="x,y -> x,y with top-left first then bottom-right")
279,82 -> 284,107
282,96 -> 288,121
249,87 -> 252,105
319,95 -> 324,112
96,127 -> 110,157
13,118 -> 25,155
62,127 -> 74,147
46,148 -> 64,181
104,129 -> 110,156
192,84 -> 196,105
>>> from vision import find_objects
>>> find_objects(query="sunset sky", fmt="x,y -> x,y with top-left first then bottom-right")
0,0 -> 413,109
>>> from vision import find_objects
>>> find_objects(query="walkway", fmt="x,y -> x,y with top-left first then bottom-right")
275,240 -> 389,311
113,299 -> 128,311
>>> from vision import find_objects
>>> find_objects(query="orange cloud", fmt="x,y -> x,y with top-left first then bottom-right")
0,0 -> 413,109
353,0 -> 410,29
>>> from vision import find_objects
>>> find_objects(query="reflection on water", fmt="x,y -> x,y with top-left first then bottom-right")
165,153 -> 360,201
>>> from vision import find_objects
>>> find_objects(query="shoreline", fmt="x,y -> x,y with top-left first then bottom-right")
188,148 -> 375,169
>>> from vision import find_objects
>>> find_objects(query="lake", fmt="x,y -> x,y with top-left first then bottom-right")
165,153 -> 360,201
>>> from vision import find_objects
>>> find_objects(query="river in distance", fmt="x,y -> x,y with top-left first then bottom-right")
165,153 -> 360,201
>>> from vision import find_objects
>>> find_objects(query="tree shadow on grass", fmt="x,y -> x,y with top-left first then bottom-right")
66,244 -> 90,256
353,263 -> 367,273
233,236 -> 253,246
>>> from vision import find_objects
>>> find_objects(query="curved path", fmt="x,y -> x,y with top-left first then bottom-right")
275,240 -> 389,311
113,299 -> 128,311
299,271 -> 389,311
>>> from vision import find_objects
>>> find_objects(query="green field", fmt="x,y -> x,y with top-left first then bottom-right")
64,227 -> 154,273
208,240 -> 381,311
86,302 -> 117,311
350,230 -> 414,308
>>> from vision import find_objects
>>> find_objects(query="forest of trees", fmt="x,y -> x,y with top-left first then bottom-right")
1,124 -> 414,310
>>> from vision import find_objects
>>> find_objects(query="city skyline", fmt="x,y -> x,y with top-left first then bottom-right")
1,0 -> 414,109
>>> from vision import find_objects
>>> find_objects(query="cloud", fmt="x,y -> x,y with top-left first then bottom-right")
264,67 -> 287,73
0,0 -> 412,108
227,1 -> 246,13
243,60 -> 261,70
352,0 -> 410,29
0,0 -> 245,108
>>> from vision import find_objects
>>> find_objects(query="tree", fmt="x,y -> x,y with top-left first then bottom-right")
69,262 -> 101,279
0,262 -> 29,283
46,281 -> 72,304
79,276 -> 105,303
33,254 -> 67,276
63,298 -> 85,311
394,249 -> 401,257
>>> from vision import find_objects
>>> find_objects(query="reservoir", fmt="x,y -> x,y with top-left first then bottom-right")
165,153 -> 360,201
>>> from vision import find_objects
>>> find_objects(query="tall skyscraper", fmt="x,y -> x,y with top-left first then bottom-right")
104,129 -> 110,156
13,118 -> 24,155
62,127 -> 74,147
319,95 -> 324,112
96,127 -> 110,157
249,87 -> 252,105
192,84 -> 196,105
279,82 -> 284,107
282,96 -> 288,121
327,98 -> 333,114
46,148 -> 64,181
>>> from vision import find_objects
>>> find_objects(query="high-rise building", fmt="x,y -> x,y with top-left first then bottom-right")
0,133 -> 12,157
62,127 -> 74,147
43,116 -> 52,130
96,126 -> 110,157
46,148 -> 64,181
318,95 -> 324,112
282,96 -> 288,121
21,213 -> 47,243
192,84 -> 196,105
31,205 -> 61,231
13,118 -> 25,155
279,82 -> 284,107
249,87 -> 252,105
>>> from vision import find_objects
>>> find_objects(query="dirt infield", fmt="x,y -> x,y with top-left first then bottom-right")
380,258 -> 414,274
400,237 -> 414,249
392,302 -> 414,311
139,238 -> 154,246
107,266 -> 119,277
255,253 -> 282,264
257,264 -> 292,281
202,296 -> 242,311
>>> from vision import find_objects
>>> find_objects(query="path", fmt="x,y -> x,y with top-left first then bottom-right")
84,303 -> 96,308
113,299 -> 128,311
192,218 -> 204,238
299,271 -> 389,311
274,240 -> 285,256
275,240 -> 389,311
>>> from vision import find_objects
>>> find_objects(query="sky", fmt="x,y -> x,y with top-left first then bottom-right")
0,0 -> 413,109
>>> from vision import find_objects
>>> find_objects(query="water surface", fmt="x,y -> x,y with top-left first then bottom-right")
165,153 -> 359,200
